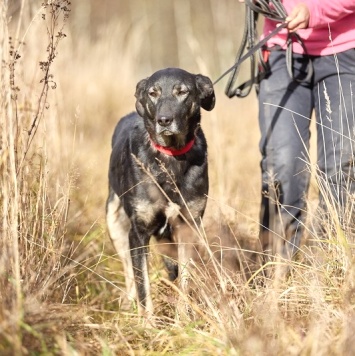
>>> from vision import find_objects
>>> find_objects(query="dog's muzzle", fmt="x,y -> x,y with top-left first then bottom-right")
155,117 -> 179,136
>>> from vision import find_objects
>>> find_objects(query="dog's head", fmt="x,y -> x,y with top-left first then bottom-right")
135,68 -> 215,148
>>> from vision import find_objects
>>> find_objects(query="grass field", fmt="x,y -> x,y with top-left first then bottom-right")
1,1 -> 355,354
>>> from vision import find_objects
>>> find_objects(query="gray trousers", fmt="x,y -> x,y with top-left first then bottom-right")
258,48 -> 355,257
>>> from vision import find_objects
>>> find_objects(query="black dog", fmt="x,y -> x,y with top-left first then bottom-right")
106,68 -> 215,318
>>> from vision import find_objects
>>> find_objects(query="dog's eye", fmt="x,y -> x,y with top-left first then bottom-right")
177,89 -> 188,96
148,89 -> 158,98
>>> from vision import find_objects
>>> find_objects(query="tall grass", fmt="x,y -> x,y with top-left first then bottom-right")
1,0 -> 355,354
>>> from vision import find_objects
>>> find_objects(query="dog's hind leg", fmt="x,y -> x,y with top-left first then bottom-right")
106,190 -> 136,304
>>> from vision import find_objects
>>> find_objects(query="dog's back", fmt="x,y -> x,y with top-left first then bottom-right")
109,112 -> 145,199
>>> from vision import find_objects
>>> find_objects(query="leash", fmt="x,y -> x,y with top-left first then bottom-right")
213,22 -> 287,88
214,0 -> 313,98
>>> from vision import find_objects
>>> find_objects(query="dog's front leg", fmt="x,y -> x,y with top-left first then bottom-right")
175,222 -> 198,319
177,233 -> 191,295
129,227 -> 154,320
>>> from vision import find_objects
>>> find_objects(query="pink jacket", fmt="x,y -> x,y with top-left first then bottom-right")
263,0 -> 355,55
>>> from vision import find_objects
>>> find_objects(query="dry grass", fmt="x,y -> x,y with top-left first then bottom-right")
1,0 -> 355,354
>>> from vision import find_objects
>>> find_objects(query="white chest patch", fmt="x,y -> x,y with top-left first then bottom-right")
165,201 -> 181,220
134,198 -> 160,225
158,201 -> 181,235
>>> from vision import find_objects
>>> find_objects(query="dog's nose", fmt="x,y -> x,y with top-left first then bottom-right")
157,116 -> 173,127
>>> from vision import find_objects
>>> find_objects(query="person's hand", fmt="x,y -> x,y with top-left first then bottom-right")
239,1 -> 310,32
285,3 -> 310,32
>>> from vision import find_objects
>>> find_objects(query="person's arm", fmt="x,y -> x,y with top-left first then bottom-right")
240,1 -> 355,31
285,1 -> 355,29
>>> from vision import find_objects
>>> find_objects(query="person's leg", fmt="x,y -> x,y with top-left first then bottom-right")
313,49 -> 355,225
258,50 -> 313,259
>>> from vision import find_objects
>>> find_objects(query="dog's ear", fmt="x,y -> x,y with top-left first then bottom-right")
135,78 -> 148,117
195,74 -> 215,111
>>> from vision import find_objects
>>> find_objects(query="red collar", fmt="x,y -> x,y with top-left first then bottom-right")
150,138 -> 195,156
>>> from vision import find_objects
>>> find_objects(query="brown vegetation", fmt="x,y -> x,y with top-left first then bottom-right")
1,0 -> 355,354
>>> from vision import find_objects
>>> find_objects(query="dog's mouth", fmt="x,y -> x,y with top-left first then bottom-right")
152,121 -> 189,148
151,130 -> 187,149
162,129 -> 173,136
156,125 -> 179,137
